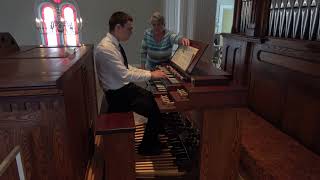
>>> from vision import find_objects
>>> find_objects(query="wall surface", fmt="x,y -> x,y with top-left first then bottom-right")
215,0 -> 235,33
0,0 -> 162,65
0,0 -> 219,64
163,0 -> 218,61
0,1 -> 38,45
193,0 -> 217,60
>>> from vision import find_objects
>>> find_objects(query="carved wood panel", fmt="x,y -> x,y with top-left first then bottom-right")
200,108 -> 241,180
82,51 -> 98,132
0,97 -> 71,180
283,85 -> 320,153
62,67 -> 91,179
221,35 -> 254,86
249,38 -> 320,154
0,44 -> 96,179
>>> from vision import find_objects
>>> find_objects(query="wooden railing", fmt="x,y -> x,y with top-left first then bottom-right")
0,146 -> 25,180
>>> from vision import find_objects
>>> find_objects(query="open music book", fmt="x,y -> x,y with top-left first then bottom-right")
171,45 -> 199,71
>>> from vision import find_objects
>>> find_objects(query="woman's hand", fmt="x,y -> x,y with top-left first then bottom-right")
180,37 -> 190,46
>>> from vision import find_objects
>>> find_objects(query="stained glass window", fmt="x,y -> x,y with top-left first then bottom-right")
35,0 -> 82,46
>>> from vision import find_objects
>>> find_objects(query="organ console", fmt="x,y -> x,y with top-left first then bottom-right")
149,40 -> 232,96
140,39 -> 247,179
148,40 -> 235,112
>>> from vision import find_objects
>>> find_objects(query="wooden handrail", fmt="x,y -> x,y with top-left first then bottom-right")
0,146 -> 25,180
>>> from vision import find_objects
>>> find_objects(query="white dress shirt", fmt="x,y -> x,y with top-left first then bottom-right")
95,33 -> 151,91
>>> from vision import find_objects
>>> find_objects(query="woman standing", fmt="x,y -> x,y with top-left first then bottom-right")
140,11 -> 190,70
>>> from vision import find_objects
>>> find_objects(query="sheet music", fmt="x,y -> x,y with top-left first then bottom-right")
171,46 -> 199,71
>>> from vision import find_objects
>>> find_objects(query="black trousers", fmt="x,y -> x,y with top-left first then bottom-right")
105,83 -> 161,142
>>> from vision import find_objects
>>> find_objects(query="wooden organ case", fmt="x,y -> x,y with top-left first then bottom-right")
0,33 -> 97,180
143,40 -> 247,180
221,0 -> 320,179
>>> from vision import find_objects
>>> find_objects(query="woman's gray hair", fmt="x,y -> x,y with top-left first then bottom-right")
149,11 -> 165,25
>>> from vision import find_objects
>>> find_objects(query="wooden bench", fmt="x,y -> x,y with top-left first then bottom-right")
95,112 -> 136,180
238,109 -> 320,180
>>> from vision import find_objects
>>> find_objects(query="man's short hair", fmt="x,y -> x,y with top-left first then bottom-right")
109,11 -> 133,32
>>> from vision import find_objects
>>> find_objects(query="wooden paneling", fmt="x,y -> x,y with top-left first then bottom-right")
0,45 -> 90,89
0,45 -> 97,179
187,86 -> 247,109
221,34 -> 256,86
103,133 -> 135,180
0,97 -> 68,179
249,38 -> 320,154
248,72 -> 285,125
200,108 -> 241,180
63,68 -> 90,178
283,85 -> 320,153
180,84 -> 247,180
258,51 -> 320,76
228,1 -> 320,178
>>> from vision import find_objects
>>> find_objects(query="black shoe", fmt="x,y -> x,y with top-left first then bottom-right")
138,140 -> 161,156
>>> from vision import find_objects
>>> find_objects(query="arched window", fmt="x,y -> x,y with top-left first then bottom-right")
42,5 -> 59,46
35,0 -> 82,46
62,4 -> 79,46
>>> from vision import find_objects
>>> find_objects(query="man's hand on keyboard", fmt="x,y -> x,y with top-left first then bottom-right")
151,70 -> 166,79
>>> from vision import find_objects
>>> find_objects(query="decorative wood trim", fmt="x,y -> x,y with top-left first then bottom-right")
221,33 -> 266,43
258,50 -> 320,76
0,88 -> 61,97
0,44 -> 96,179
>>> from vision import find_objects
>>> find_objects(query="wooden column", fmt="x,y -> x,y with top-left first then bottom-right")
95,112 -> 135,180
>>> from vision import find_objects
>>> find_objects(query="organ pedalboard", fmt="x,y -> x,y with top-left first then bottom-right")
161,112 -> 201,173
